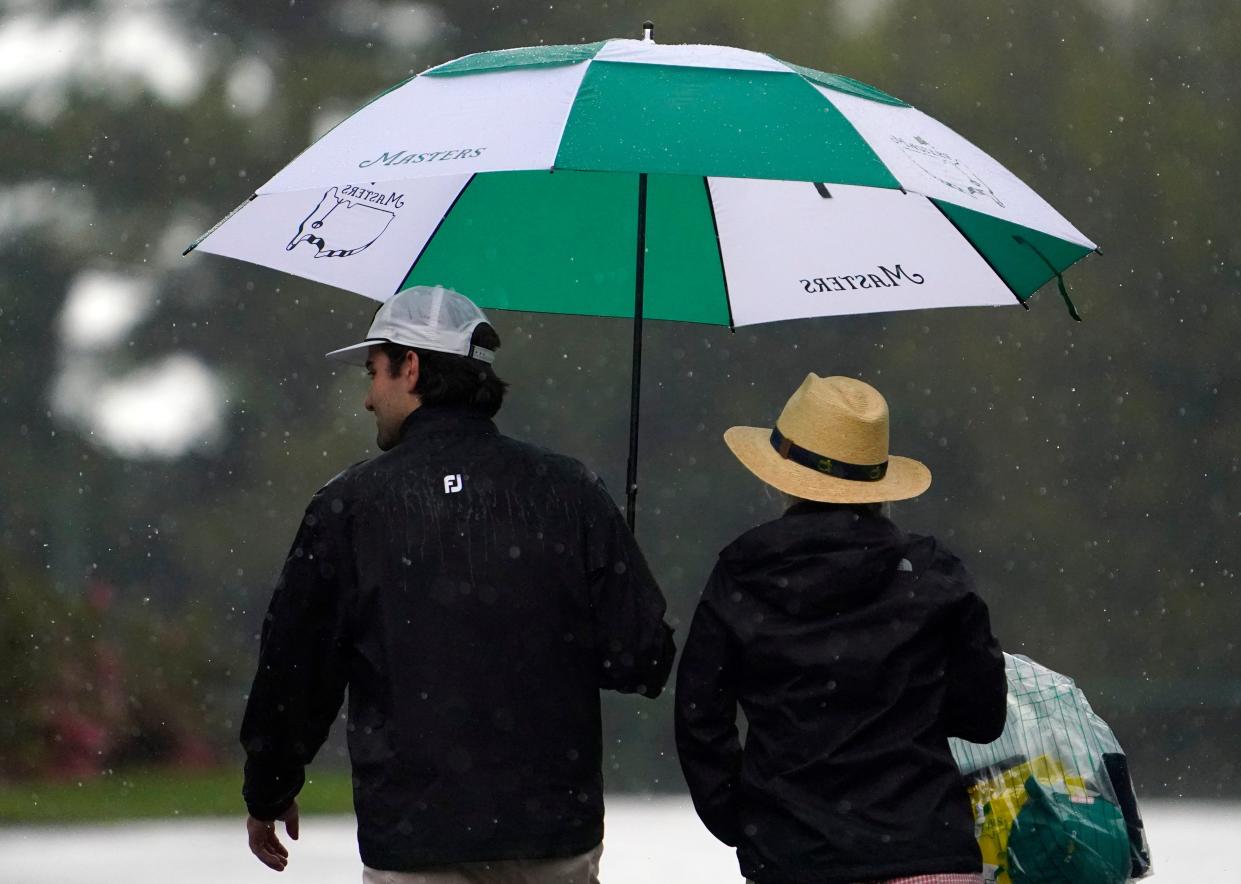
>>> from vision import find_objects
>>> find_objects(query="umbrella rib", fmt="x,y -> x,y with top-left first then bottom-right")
701,177 -> 735,332
926,198 -> 1029,311
183,193 -> 256,256
392,173 -> 478,297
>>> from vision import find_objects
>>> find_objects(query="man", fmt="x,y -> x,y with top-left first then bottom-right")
241,285 -> 676,882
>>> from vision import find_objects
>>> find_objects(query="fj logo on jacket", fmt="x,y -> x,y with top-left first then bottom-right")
443,474 -> 463,494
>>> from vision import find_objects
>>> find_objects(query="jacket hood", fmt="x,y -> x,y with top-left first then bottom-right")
719,502 -> 908,617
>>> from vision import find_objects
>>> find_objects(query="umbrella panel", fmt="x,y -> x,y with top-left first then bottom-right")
404,170 -> 730,325
426,41 -> 608,77
554,61 -> 901,186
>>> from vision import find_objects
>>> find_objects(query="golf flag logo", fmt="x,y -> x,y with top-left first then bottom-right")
286,185 -> 404,258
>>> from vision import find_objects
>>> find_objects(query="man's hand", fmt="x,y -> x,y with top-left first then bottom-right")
246,800 -> 300,872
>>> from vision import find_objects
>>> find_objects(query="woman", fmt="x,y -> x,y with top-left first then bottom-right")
676,374 -> 1007,884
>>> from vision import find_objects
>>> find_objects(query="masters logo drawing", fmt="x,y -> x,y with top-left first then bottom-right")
286,186 -> 401,258
892,135 -> 1005,208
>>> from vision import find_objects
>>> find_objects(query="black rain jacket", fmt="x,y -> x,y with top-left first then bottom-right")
240,405 -> 675,870
676,502 -> 1006,884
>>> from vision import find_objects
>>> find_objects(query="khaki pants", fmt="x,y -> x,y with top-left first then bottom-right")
363,843 -> 603,884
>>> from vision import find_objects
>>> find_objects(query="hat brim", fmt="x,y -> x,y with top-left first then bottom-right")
723,425 -> 931,504
324,340 -> 385,366
325,335 -> 496,366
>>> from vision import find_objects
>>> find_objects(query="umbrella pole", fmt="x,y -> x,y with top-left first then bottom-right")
625,172 -> 649,533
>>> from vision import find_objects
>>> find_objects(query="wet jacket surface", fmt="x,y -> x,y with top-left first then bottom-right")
240,405 -> 676,869
675,502 -> 1006,884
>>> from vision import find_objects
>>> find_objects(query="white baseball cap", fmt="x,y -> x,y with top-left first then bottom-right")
325,285 -> 496,365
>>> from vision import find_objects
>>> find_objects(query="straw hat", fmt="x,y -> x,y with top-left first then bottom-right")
724,374 -> 931,504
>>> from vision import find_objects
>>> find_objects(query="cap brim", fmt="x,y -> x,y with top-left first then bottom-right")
324,340 -> 383,366
723,425 -> 931,504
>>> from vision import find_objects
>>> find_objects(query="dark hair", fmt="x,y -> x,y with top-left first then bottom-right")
785,497 -> 891,520
381,323 -> 508,417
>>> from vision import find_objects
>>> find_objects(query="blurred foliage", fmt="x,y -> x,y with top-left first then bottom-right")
1,0 -> 1238,804
0,550 -> 234,781
0,766 -> 353,823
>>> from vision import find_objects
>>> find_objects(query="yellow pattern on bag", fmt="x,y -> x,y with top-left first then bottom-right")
967,755 -> 1090,884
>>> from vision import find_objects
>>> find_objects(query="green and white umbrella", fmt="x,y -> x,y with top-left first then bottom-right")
189,30 -> 1097,524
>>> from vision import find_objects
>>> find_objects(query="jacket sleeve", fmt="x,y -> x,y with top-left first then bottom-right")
675,564 -> 743,847
940,554 -> 1007,743
239,486 -> 353,820
582,478 -> 675,698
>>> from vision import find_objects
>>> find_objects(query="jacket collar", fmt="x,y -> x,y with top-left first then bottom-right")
396,404 -> 498,445
782,499 -> 892,533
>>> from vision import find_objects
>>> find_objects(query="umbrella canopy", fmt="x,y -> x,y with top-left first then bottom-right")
189,32 -> 1099,529
191,36 -> 1097,325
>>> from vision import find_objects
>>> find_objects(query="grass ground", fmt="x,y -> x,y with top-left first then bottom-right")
0,768 -> 355,824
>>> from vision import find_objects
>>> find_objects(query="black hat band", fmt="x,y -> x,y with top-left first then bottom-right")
769,427 -> 888,482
